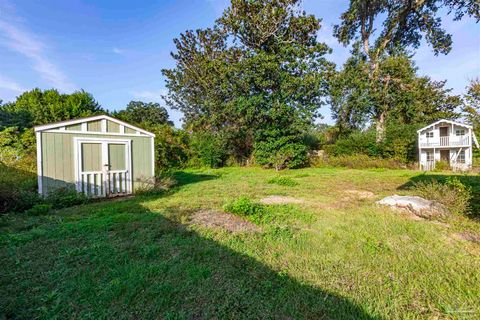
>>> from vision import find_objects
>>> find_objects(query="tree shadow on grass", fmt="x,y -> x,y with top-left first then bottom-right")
0,199 -> 380,319
398,173 -> 480,217
171,170 -> 219,188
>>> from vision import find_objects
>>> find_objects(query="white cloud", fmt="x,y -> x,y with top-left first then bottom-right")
0,74 -> 26,93
0,6 -> 75,92
130,89 -> 167,102
112,47 -> 124,55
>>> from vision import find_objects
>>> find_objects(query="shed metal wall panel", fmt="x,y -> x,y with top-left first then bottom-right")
87,120 -> 102,132
125,127 -> 136,134
107,120 -> 120,133
66,124 -> 82,131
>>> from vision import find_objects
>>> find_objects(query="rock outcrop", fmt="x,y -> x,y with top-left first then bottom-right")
377,195 -> 449,219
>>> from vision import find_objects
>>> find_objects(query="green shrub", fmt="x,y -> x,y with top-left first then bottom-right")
0,162 -> 39,213
149,124 -> 190,171
25,204 -> 52,216
0,189 -> 41,214
223,196 -> 265,218
312,154 -> 405,170
190,132 -> 228,168
45,187 -> 88,209
433,160 -> 451,172
324,123 -> 418,163
325,130 -> 378,157
254,137 -> 308,170
267,176 -> 298,187
412,177 -> 472,215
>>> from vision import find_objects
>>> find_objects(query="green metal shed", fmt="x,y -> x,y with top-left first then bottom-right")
34,115 -> 155,197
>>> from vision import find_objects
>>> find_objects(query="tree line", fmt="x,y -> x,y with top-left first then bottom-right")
1,0 -> 480,172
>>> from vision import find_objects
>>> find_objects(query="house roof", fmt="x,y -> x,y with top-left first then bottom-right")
416,119 -> 472,133
34,115 -> 155,137
417,119 -> 478,148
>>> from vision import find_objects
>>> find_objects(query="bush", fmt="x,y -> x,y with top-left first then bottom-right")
149,124 -> 190,171
324,123 -> 418,163
267,176 -> 298,187
254,137 -> 308,170
190,132 -> 228,168
223,196 -> 265,218
0,162 -> 39,213
433,160 -> 450,172
412,177 -> 472,215
325,130 -> 378,157
25,204 -> 52,216
312,154 -> 405,170
45,187 -> 88,209
1,189 -> 41,214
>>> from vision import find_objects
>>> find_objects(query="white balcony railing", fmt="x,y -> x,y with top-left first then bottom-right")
420,136 -> 469,147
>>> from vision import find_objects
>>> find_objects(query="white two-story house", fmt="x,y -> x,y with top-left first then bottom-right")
418,119 -> 479,171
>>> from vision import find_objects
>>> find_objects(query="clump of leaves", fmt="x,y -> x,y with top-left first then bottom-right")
254,138 -> 309,170
267,176 -> 298,187
412,177 -> 472,216
45,187 -> 89,209
25,204 -> 52,216
433,160 -> 450,172
223,197 -> 265,220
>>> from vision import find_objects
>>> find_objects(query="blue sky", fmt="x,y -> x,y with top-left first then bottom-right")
0,0 -> 479,127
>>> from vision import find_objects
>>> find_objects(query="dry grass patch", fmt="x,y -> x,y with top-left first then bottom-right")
343,190 -> 376,200
189,209 -> 261,233
452,231 -> 480,244
259,195 -> 305,205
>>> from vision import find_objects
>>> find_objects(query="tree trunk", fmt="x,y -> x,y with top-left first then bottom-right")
376,111 -> 386,143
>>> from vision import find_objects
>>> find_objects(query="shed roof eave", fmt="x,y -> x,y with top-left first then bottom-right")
417,119 -> 473,133
34,115 -> 155,137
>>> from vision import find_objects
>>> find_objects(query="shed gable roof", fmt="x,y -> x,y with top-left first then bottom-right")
34,115 -> 155,137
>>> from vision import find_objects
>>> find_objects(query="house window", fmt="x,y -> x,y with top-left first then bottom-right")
426,151 -> 434,162
426,132 -> 434,138
457,150 -> 465,163
455,129 -> 465,136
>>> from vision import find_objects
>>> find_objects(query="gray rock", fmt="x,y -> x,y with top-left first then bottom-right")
377,195 -> 449,219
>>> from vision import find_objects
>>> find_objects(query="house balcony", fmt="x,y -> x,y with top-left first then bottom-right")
419,136 -> 470,148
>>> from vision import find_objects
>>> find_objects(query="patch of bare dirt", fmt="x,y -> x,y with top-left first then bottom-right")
452,232 -> 480,244
343,190 -> 376,200
259,195 -> 306,205
189,210 -> 261,233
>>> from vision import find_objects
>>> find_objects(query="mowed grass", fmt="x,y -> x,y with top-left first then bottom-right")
1,167 -> 480,319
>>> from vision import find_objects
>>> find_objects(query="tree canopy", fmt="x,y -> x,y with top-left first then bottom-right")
330,51 -> 461,136
463,78 -> 480,135
163,0 -> 334,167
114,101 -> 173,127
0,89 -> 103,130
333,0 -> 479,141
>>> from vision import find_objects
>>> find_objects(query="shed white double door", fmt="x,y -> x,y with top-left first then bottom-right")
74,138 -> 132,197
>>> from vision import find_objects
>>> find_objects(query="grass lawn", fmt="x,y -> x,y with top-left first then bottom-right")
1,167 -> 479,319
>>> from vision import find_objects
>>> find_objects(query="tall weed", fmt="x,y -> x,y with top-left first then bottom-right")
312,154 -> 405,170
412,177 -> 472,215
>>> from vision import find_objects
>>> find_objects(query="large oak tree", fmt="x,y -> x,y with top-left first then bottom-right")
334,0 -> 480,141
